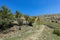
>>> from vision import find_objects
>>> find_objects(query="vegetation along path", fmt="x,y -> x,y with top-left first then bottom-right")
24,25 -> 46,40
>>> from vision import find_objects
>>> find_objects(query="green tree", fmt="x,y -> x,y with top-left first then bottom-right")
8,13 -> 14,19
0,10 -> 2,18
15,11 -> 22,18
0,6 -> 14,19
24,15 -> 29,21
1,6 -> 11,18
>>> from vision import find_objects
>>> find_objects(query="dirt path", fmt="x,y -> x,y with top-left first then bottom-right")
24,25 -> 46,40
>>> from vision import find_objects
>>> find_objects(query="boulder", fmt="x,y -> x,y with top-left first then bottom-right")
9,25 -> 19,31
11,21 -> 18,25
23,20 -> 29,25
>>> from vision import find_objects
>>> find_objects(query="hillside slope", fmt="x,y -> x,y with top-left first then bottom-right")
0,14 -> 60,40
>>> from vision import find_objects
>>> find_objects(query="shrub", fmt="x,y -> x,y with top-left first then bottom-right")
26,17 -> 36,26
15,11 -> 22,18
17,18 -> 23,26
0,19 -> 14,30
53,28 -> 60,36
17,19 -> 23,30
24,15 -> 29,21
28,17 -> 36,23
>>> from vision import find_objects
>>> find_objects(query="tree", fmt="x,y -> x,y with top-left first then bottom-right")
1,6 -> 11,18
8,13 -> 14,19
24,15 -> 29,21
0,6 -> 14,19
15,11 -> 22,18
0,10 -> 2,18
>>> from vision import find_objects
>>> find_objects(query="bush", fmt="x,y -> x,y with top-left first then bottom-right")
0,19 -> 14,30
24,15 -> 29,21
26,17 -> 36,26
17,18 -> 23,30
53,28 -> 60,36
28,17 -> 36,23
17,18 -> 23,26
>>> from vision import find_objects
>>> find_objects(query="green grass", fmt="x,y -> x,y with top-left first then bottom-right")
38,25 -> 60,40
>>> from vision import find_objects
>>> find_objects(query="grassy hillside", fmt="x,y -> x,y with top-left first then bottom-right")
4,17 -> 60,40
0,6 -> 60,40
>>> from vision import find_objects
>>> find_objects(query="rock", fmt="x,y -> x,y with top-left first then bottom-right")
11,21 -> 18,25
9,25 -> 19,31
23,20 -> 29,25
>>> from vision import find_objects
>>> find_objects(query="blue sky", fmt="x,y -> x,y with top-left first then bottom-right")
0,0 -> 60,16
